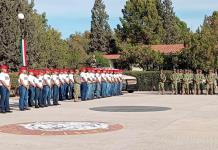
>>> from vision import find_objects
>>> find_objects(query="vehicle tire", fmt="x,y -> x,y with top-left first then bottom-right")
128,90 -> 134,93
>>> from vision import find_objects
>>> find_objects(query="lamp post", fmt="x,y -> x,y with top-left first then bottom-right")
18,12 -> 27,67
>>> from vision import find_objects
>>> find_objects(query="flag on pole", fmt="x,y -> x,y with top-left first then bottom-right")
20,39 -> 27,66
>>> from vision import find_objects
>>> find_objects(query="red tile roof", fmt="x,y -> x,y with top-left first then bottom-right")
103,44 -> 185,60
151,44 -> 185,54
103,54 -> 121,60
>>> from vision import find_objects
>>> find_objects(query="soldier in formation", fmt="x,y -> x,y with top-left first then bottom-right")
0,66 -> 124,113
158,69 -> 166,95
164,69 -> 218,95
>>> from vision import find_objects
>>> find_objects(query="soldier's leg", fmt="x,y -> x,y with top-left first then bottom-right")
187,83 -> 190,95
171,84 -> 174,95
206,84 -> 209,95
162,83 -> 165,95
213,83 -> 216,94
210,84 -> 213,95
161,83 -> 165,95
182,83 -> 185,95
158,83 -> 161,94
175,83 -> 178,95
0,86 -> 6,112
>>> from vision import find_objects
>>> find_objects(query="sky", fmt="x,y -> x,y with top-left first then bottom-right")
33,0 -> 218,39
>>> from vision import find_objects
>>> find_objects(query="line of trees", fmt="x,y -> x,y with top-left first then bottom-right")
0,0 -> 217,71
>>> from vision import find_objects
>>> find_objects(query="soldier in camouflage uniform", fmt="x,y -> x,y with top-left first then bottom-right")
206,70 -> 214,95
182,70 -> 190,95
158,69 -> 166,95
73,69 -> 81,102
170,69 -> 178,95
194,69 -> 203,95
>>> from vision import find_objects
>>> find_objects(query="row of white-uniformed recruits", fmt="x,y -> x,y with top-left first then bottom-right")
0,66 -> 123,113
18,67 -> 77,111
79,68 -> 123,101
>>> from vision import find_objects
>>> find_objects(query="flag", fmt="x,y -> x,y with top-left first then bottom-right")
20,39 -> 27,66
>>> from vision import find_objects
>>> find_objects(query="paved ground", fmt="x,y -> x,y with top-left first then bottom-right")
0,92 -> 218,150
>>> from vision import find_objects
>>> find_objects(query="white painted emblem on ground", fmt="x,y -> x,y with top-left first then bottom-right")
20,122 -> 109,131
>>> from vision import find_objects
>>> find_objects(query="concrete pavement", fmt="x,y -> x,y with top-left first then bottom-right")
0,92 -> 218,150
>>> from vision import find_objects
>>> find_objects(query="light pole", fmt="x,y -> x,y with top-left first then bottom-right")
18,12 -> 27,67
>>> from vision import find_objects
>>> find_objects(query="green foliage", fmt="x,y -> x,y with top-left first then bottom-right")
89,0 -> 112,53
162,0 -> 184,44
116,0 -> 164,44
88,52 -> 110,67
37,27 -> 69,68
116,0 -> 189,45
67,32 -> 90,68
124,71 -> 172,91
117,43 -> 164,70
180,11 -> 218,70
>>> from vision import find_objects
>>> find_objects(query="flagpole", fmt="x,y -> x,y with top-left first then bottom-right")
18,12 -> 27,67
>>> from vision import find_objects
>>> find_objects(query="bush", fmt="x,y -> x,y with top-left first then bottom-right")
124,71 -> 173,91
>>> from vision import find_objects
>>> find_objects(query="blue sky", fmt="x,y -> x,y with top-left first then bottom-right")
34,0 -> 218,39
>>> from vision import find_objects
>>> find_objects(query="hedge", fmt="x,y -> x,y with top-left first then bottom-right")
124,71 -> 173,91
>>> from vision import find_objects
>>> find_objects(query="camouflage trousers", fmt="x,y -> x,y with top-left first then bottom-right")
158,82 -> 165,92
171,82 -> 177,93
206,83 -> 213,95
74,84 -> 81,102
182,82 -> 189,94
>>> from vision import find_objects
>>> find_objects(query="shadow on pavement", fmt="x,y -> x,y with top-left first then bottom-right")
90,106 -> 171,112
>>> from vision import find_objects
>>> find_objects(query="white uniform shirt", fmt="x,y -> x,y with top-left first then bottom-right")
51,74 -> 60,86
101,73 -> 107,81
86,73 -> 90,81
80,72 -> 88,82
69,74 -> 74,83
28,75 -> 36,87
43,74 -> 52,86
106,73 -> 111,82
19,73 -> 29,86
89,73 -> 95,82
59,74 -> 65,83
95,73 -> 101,82
0,72 -> 10,86
35,76 -> 43,88
65,74 -> 70,83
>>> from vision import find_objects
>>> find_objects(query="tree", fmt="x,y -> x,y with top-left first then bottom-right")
67,32 -> 89,68
117,43 -> 164,70
89,0 -> 112,53
116,0 -> 164,45
179,11 -> 218,70
162,0 -> 180,44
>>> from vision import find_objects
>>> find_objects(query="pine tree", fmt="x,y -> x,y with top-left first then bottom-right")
162,0 -> 179,44
89,0 -> 112,53
116,0 -> 164,44
0,0 -> 21,67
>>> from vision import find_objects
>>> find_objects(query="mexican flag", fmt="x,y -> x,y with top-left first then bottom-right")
20,39 -> 27,66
